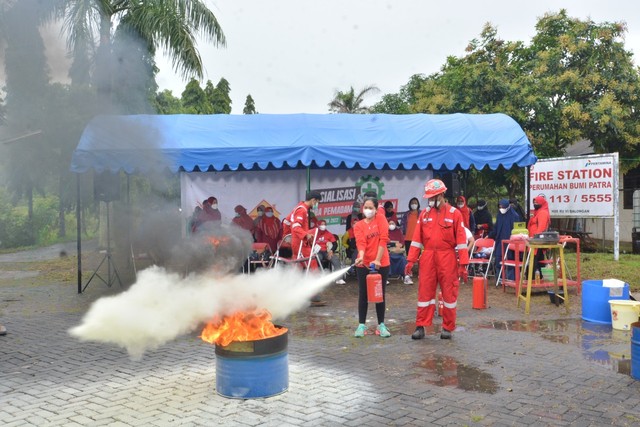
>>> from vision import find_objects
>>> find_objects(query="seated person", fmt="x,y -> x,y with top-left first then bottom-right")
315,220 -> 346,284
388,220 -> 413,284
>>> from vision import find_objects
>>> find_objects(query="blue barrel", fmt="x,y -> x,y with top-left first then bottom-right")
581,280 -> 629,324
215,329 -> 288,398
632,322 -> 640,380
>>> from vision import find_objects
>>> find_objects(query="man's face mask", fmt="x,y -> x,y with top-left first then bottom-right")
477,205 -> 485,210
499,207 -> 508,215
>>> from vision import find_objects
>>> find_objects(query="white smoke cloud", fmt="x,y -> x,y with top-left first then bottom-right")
69,265 -> 349,359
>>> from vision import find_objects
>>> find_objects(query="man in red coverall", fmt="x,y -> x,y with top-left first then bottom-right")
405,179 -> 469,340
285,190 -> 322,266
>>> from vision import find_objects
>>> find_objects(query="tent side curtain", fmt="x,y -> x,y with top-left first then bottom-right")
70,113 -> 537,174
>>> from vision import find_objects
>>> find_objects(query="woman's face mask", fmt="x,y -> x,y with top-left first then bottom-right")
265,212 -> 273,218
319,225 -> 326,231
211,203 -> 218,209
257,211 -> 264,217
410,203 -> 418,210
363,208 -> 375,218
235,213 -> 240,218
457,203 -> 464,208
389,224 -> 397,231
499,208 -> 508,215
477,205 -> 485,210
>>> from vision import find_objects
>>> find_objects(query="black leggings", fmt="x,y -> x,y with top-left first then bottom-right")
356,266 -> 390,324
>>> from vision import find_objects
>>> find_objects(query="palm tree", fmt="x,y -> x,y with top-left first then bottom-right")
328,85 -> 380,113
51,0 -> 226,95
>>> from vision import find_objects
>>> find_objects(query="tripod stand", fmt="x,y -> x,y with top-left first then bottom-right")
83,201 -> 122,291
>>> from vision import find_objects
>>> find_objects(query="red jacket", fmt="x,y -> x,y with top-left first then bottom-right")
528,196 -> 551,237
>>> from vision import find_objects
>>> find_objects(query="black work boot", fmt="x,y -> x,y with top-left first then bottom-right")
440,329 -> 452,339
411,326 -> 425,340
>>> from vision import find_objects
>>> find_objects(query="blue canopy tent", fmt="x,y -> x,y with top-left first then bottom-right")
72,113 -> 536,173
71,113 -> 537,292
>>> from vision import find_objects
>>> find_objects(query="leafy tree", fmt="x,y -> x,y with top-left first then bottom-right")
243,94 -> 257,114
51,0 -> 226,99
2,0 -> 52,243
181,78 -> 209,114
372,74 -> 426,114
328,85 -> 380,113
154,90 -> 184,114
210,78 -> 232,114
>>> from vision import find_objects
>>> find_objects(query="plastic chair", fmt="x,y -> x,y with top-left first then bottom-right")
467,238 -> 495,279
269,229 -> 321,273
498,239 -> 528,291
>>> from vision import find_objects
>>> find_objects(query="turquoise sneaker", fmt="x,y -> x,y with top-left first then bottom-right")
377,323 -> 391,338
354,324 -> 366,338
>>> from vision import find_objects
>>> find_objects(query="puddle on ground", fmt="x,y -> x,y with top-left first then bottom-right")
416,354 -> 499,394
477,319 -> 634,376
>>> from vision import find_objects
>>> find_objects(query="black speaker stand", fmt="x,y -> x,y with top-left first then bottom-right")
83,201 -> 122,291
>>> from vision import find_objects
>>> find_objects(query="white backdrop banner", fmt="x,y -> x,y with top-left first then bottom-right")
528,154 -> 617,217
180,169 -> 433,235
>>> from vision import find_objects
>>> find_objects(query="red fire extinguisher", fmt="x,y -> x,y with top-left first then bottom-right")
472,276 -> 487,309
366,263 -> 384,303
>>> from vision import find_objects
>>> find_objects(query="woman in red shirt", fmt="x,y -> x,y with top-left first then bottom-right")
353,196 -> 391,338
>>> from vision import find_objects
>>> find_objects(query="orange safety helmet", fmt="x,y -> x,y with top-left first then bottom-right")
423,179 -> 447,198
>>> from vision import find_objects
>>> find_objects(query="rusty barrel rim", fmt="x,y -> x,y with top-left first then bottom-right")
215,326 -> 288,357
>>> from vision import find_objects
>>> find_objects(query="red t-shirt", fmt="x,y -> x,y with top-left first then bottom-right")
354,208 -> 390,267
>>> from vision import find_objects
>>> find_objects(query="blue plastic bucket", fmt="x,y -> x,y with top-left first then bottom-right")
581,280 -> 629,324
215,329 -> 288,398
632,321 -> 640,380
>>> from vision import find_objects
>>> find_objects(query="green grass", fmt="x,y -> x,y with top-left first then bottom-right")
564,252 -> 640,292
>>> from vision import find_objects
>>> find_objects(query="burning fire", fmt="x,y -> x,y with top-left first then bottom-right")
208,236 -> 230,247
200,310 -> 287,347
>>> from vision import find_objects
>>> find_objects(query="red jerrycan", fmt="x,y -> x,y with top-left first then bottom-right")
366,263 -> 384,303
472,276 -> 487,309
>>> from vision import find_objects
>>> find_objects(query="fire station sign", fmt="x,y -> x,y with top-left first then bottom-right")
529,154 -> 617,218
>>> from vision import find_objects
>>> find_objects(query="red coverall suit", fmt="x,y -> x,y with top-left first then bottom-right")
407,203 -> 469,332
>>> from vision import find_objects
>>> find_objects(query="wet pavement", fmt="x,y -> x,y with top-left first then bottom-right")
1,248 -> 640,426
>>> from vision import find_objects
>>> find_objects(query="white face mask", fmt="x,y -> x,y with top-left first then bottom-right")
477,206 -> 484,210
457,203 -> 464,208
363,208 -> 375,219
257,211 -> 264,217
265,212 -> 273,218
211,203 -> 218,209
312,202 -> 319,210
410,203 -> 418,210
235,213 -> 240,218
428,200 -> 436,208
319,225 -> 326,231
389,224 -> 396,231
499,208 -> 508,215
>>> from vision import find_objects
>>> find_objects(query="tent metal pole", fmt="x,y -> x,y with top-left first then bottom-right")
76,173 -> 82,294
306,166 -> 311,193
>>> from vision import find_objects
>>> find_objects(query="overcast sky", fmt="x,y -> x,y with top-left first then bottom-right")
153,0 -> 640,115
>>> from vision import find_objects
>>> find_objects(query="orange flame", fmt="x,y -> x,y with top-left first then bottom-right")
208,236 -> 230,247
200,310 -> 287,347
